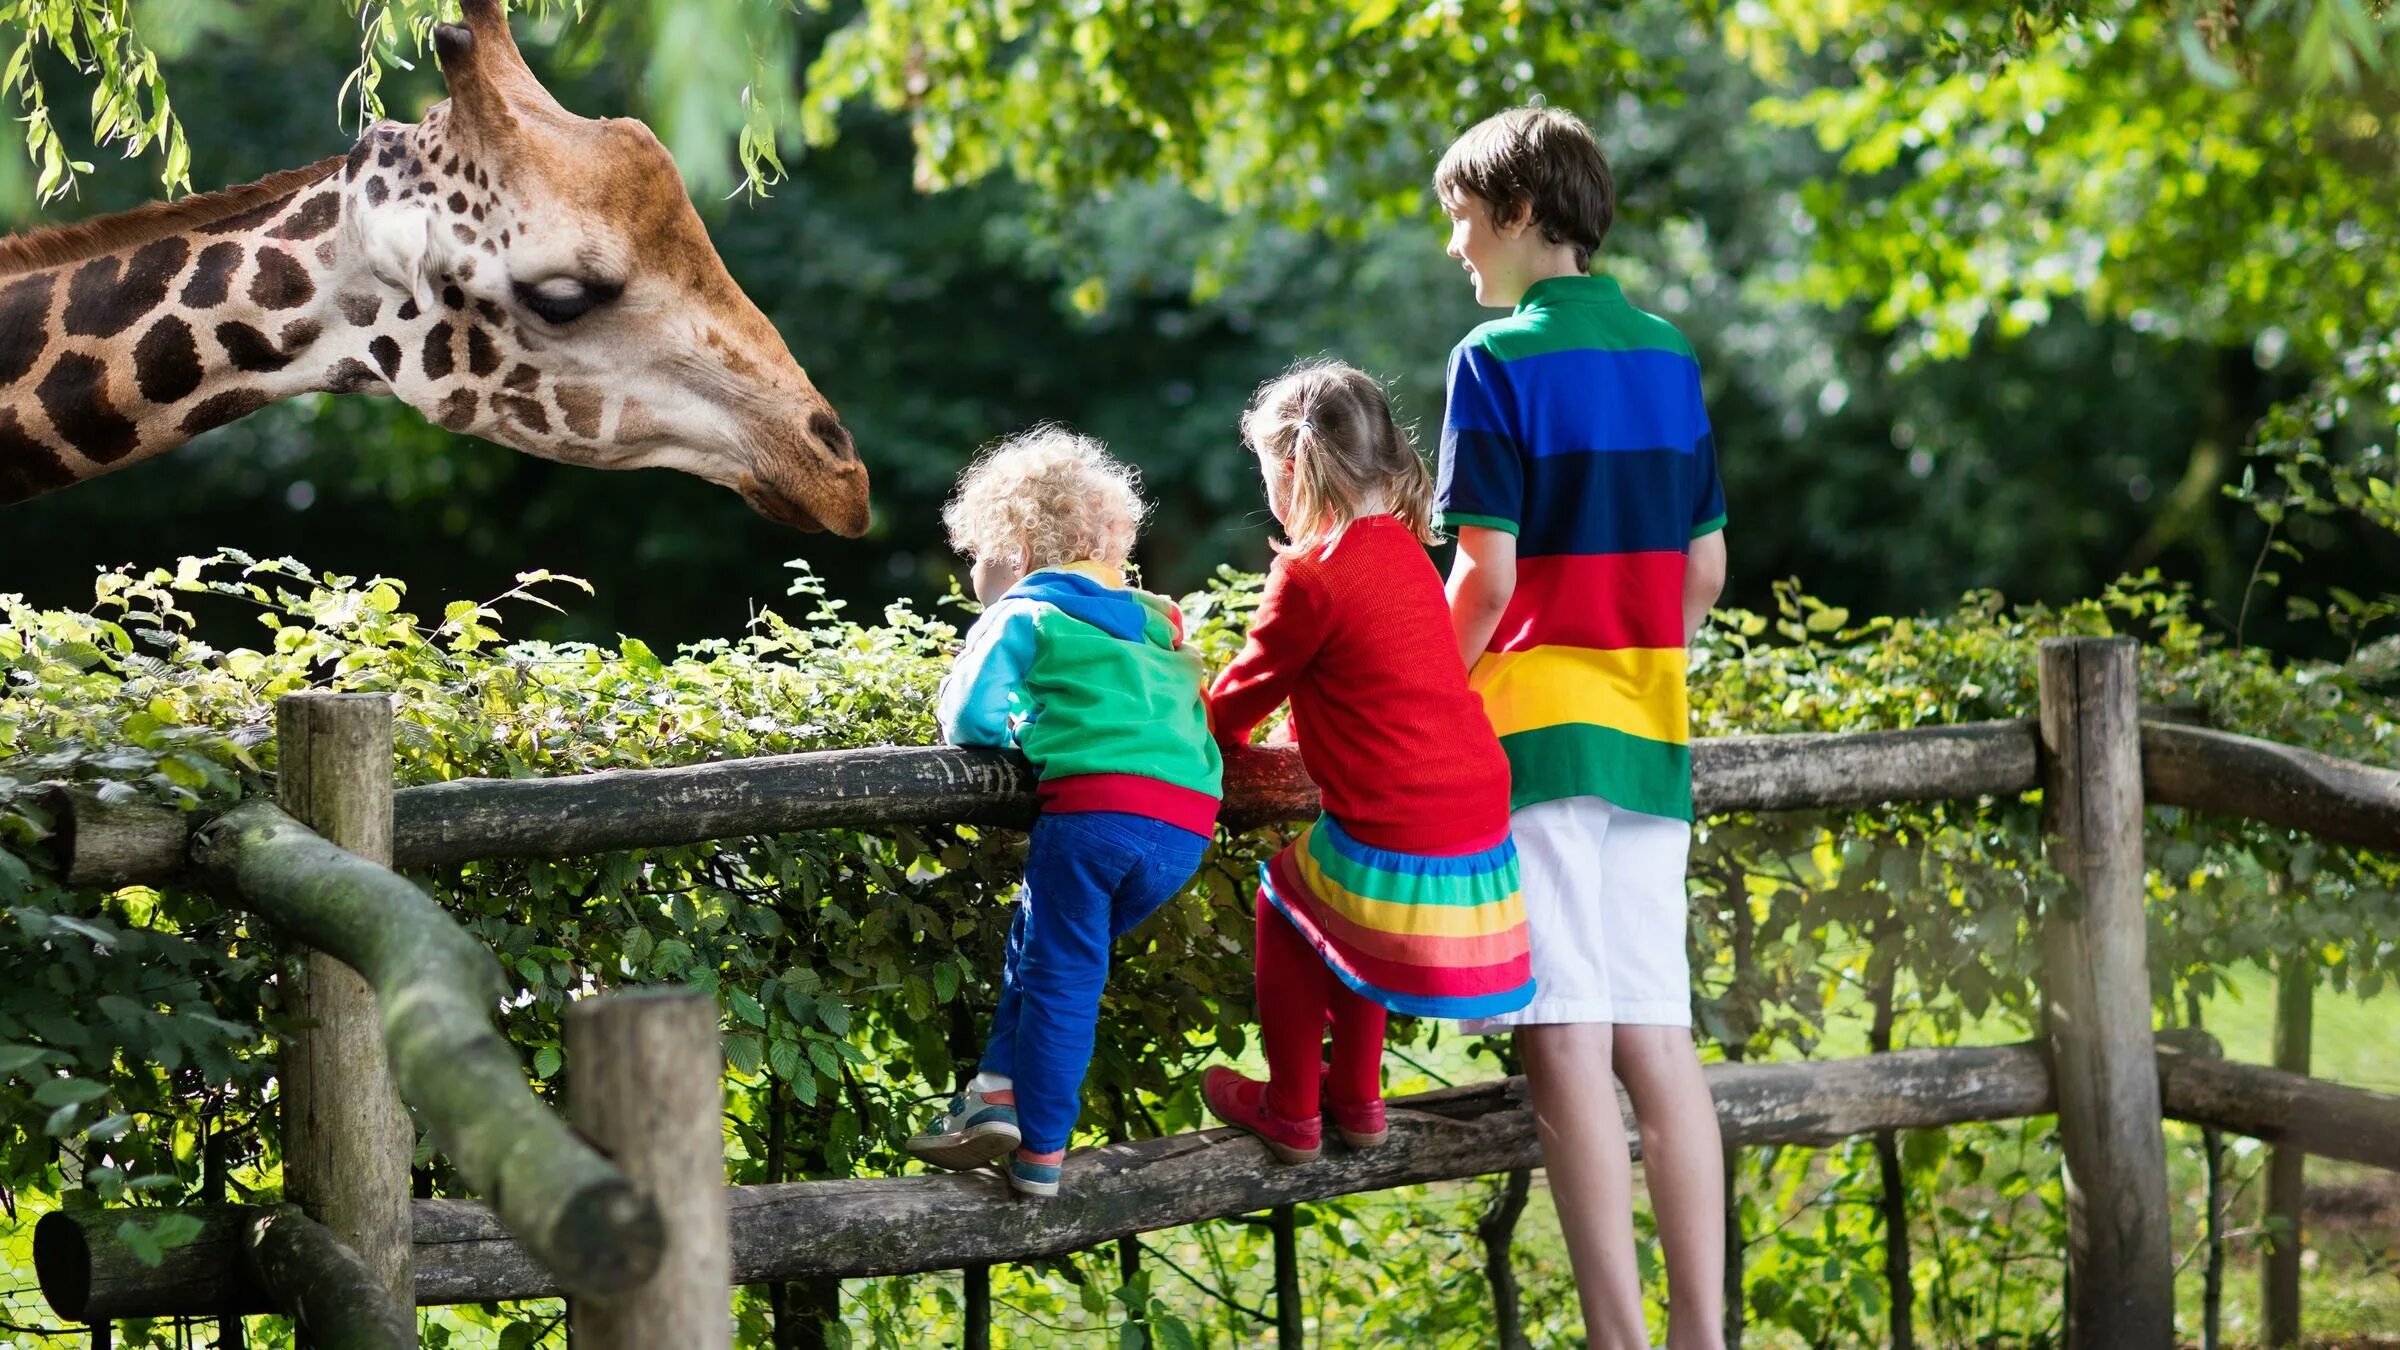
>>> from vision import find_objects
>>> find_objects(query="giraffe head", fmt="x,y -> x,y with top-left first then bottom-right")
338,0 -> 869,534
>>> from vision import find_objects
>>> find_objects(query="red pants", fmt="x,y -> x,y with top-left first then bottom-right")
1256,899 -> 1387,1120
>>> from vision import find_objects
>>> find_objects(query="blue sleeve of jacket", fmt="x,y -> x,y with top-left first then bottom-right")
936,599 -> 1042,747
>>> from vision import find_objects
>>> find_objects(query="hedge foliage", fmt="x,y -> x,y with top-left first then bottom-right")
1,551 -> 2394,1345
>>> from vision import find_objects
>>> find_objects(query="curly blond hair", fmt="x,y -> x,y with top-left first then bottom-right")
942,424 -> 1148,571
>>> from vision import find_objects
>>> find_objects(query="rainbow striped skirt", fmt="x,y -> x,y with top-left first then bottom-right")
1258,814 -> 1536,1021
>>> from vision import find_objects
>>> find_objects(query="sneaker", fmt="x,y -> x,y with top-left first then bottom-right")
905,1084 -> 1022,1171
1006,1150 -> 1062,1199
1316,1065 -> 1388,1148
1202,1067 -> 1322,1164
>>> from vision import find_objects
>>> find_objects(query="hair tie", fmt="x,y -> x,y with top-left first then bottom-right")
1296,420 -> 1316,434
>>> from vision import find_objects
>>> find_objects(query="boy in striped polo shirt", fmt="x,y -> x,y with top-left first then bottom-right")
1435,107 -> 1730,1349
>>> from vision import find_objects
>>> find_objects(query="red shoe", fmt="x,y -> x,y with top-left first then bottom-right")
1203,1068 -> 1322,1164
1318,1065 -> 1388,1148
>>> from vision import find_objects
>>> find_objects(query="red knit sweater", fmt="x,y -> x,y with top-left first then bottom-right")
1210,515 -> 1512,853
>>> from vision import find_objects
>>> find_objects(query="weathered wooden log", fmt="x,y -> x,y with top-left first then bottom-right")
189,798 -> 661,1300
274,694 -> 415,1322
567,991 -> 730,1347
242,1207 -> 415,1350
2144,721 -> 2400,852
38,1046 -> 2055,1315
2156,1041 -> 2400,1172
46,784 -> 193,888
1691,719 -> 2038,815
2035,637 -> 2176,1346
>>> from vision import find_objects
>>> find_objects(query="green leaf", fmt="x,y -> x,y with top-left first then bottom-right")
725,1033 -> 764,1077
33,1077 -> 107,1108
533,1045 -> 563,1081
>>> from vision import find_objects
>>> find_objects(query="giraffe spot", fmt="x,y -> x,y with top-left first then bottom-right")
0,406 -> 77,504
364,176 -> 389,206
443,155 -> 460,176
132,316 -> 202,405
345,139 -> 372,180
557,382 -> 603,439
315,241 -> 337,268
466,325 -> 500,376
447,191 -> 469,214
451,224 -> 477,246
279,319 -> 321,351
179,242 -> 243,308
0,272 -> 56,387
369,335 -> 401,380
197,188 -> 299,236
499,230 -> 511,246
248,249 -> 314,310
339,294 -> 382,328
475,299 -> 504,324
37,351 -> 139,463
63,237 -> 190,339
376,145 -> 400,168
396,298 -> 421,322
217,321 -> 297,373
179,388 -> 271,437
503,362 -> 540,392
437,388 -> 478,430
442,285 -> 466,310
470,203 -> 485,220
322,358 -> 383,394
481,241 -> 496,255
266,192 -> 341,241
492,393 -> 549,434
422,322 -> 455,380
475,165 -> 489,188
809,409 -> 859,463
454,259 -> 477,282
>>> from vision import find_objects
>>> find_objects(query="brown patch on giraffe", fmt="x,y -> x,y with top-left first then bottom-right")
617,398 -> 663,443
503,361 -> 540,392
364,176 -> 389,207
339,293 -> 382,327
315,241 -> 337,268
132,316 -> 203,405
422,321 -> 456,380
217,321 -> 297,373
180,242 -> 243,308
704,329 -> 760,380
466,325 -> 500,376
63,237 -> 190,339
266,192 -> 341,241
248,248 -> 314,310
470,202 -> 485,220
452,223 -> 477,246
195,189 -> 301,237
369,335 -> 401,380
345,139 -> 373,180
0,156 -> 339,273
37,351 -> 139,463
179,388 -> 271,437
0,406 -> 76,504
322,358 -> 384,394
556,382 -> 603,439
475,299 -> 504,324
437,388 -> 478,430
441,285 -> 466,310
396,298 -> 421,322
491,392 -> 549,434
454,259 -> 477,283
278,319 -> 322,351
481,240 -> 496,255
0,272 -> 56,387
448,191 -> 469,214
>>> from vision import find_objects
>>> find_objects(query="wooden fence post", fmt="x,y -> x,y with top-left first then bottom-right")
2263,952 -> 2313,1347
567,989 -> 730,1348
275,693 -> 414,1327
2035,638 -> 2174,1347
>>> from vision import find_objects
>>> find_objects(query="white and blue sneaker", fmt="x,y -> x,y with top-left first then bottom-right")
906,1083 -> 1022,1171
1006,1151 -> 1063,1199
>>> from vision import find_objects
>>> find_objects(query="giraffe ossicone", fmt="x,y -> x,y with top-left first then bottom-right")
0,0 -> 870,537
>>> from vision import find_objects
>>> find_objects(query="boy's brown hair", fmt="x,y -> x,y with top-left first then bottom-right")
1434,106 -> 1615,271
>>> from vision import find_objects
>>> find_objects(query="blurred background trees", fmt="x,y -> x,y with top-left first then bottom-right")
1,0 -> 2393,654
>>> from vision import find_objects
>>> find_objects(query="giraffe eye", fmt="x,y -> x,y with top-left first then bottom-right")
513,276 -> 620,325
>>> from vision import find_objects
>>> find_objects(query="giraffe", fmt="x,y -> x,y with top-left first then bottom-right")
0,0 -> 869,535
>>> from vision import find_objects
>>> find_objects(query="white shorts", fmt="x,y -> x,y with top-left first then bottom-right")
1461,795 -> 1694,1032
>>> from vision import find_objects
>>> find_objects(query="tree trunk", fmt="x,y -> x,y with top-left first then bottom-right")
1477,1169 -> 1534,1350
1269,1205 -> 1303,1348
2035,638 -> 2175,1347
567,990 -> 731,1348
963,1265 -> 991,1350
2262,954 -> 2313,1348
1870,971 -> 1915,1350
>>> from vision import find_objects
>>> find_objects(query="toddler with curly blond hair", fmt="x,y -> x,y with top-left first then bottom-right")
908,425 -> 1223,1198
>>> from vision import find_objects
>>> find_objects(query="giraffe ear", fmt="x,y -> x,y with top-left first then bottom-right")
357,199 -> 441,314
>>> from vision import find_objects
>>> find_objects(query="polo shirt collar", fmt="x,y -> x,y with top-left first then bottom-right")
1517,274 -> 1624,314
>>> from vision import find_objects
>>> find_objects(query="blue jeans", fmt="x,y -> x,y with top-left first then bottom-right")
977,811 -> 1209,1154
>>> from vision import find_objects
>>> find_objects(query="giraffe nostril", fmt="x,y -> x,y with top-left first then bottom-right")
807,408 -> 857,464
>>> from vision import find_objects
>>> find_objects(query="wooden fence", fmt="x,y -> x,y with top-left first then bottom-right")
25,636 -> 2400,1347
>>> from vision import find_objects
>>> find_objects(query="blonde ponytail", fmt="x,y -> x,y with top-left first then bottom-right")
1241,359 -> 1438,555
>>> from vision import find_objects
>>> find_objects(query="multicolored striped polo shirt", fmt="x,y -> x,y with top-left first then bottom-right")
1436,274 -> 1727,821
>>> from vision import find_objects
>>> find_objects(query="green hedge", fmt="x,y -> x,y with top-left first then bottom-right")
1,554 -> 2393,1346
